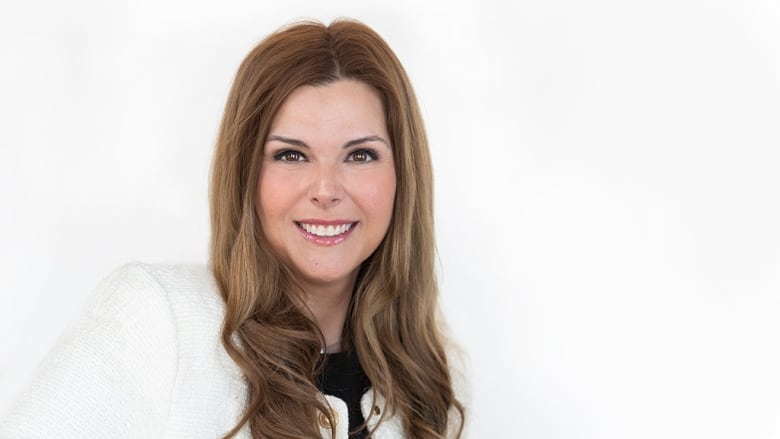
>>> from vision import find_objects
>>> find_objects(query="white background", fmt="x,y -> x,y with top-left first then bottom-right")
2,0 -> 780,437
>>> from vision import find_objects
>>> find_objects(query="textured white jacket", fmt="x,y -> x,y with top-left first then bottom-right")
1,263 -> 463,438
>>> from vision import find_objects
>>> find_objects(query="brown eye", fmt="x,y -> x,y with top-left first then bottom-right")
347,149 -> 378,163
274,150 -> 305,162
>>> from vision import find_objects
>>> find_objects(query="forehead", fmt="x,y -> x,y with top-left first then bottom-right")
268,80 -> 388,141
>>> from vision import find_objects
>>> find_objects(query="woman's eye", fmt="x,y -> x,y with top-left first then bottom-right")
274,150 -> 305,162
347,149 -> 378,163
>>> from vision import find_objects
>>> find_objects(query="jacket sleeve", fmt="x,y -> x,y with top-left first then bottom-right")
0,263 -> 178,438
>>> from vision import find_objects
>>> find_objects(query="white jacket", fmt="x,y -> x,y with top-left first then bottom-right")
1,263 -> 464,438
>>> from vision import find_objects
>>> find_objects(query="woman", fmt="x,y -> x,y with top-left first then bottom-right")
1,19 -> 465,438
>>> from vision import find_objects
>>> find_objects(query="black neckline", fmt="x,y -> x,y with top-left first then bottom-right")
316,350 -> 371,438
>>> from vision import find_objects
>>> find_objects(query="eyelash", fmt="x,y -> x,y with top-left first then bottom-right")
273,150 -> 306,162
271,148 -> 380,163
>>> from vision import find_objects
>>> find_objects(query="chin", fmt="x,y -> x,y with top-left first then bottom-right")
301,270 -> 357,286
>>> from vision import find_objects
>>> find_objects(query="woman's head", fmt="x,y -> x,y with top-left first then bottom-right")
210,19 -> 433,297
210,19 -> 461,439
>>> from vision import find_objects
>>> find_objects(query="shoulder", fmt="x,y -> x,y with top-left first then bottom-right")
99,262 -> 217,301
91,262 -> 228,358
0,264 -> 197,437
442,335 -> 470,438
93,262 -> 223,321
0,262 -> 239,438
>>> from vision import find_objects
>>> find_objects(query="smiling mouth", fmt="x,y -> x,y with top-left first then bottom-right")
295,221 -> 357,237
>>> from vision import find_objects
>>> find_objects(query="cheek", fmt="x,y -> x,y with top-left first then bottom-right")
353,170 -> 397,221
256,170 -> 294,226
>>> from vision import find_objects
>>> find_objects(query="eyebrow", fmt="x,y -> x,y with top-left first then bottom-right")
266,135 -> 390,149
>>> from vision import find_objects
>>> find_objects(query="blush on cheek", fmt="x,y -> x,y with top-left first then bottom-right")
361,173 -> 396,198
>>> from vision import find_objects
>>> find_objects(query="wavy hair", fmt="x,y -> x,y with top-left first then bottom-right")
209,19 -> 464,438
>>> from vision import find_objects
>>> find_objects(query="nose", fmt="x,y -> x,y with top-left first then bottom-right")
308,164 -> 343,208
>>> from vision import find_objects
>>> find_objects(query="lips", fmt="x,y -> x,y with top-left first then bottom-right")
297,222 -> 354,237
294,220 -> 357,244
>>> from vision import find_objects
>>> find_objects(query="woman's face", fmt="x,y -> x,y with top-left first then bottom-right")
256,80 -> 396,293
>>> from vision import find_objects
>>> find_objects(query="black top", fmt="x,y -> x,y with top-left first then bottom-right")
316,350 -> 372,439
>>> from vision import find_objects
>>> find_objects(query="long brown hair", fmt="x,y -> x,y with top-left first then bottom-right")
209,19 -> 464,438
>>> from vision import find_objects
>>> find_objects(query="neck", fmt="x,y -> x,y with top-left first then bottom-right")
301,274 -> 356,353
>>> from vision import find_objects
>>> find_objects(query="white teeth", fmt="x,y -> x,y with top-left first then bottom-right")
300,222 -> 353,237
